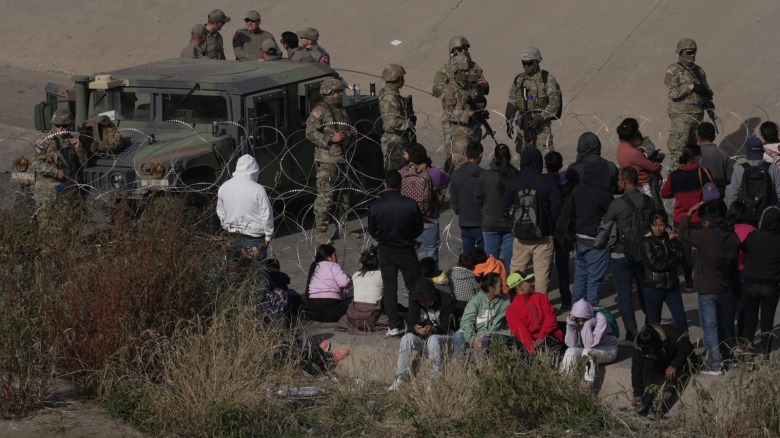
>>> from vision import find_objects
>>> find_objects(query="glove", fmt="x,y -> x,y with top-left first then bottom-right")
692,84 -> 711,98
527,116 -> 542,129
472,110 -> 488,124
506,122 -> 513,139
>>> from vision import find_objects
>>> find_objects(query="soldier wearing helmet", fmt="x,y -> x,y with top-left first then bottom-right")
29,109 -> 84,225
440,55 -> 482,173
664,38 -> 713,164
305,78 -> 359,244
505,46 -> 562,153
233,10 -> 276,61
203,9 -> 231,60
298,27 -> 330,66
379,64 -> 415,171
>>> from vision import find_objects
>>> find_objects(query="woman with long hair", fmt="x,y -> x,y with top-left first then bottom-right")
336,246 -> 390,333
305,244 -> 352,322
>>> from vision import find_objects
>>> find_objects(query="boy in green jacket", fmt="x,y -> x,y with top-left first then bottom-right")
453,272 -> 512,359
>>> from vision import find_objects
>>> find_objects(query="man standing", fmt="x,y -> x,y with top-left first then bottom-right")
260,40 -> 283,61
726,136 -> 780,225
232,10 -> 276,61
280,31 -> 315,63
180,24 -> 207,59
305,78 -> 358,245
369,170 -> 424,337
696,122 -> 731,195
440,55 -> 481,174
298,28 -> 329,66
203,9 -> 230,60
665,38 -> 713,165
379,64 -> 415,171
505,46 -> 562,153
217,154 -> 274,264
450,141 -> 484,253
29,109 -> 85,226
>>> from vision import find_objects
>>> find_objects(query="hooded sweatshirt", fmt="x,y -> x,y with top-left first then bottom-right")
216,154 -> 275,238
566,132 -> 618,193
741,206 -> 780,284
460,291 -> 511,345
472,255 -> 508,293
407,278 -> 455,335
451,161 -> 484,228
501,147 -> 562,236
678,215 -> 739,293
571,160 -> 614,238
506,290 -> 564,354
474,159 -> 517,232
564,299 -> 618,349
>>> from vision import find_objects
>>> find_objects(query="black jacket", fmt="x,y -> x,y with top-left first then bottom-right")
500,147 -> 562,236
368,190 -> 423,251
678,215 -> 739,294
571,160 -> 614,237
474,159 -> 517,232
741,206 -> 780,285
565,132 -> 619,194
631,325 -> 695,397
641,234 -> 684,289
451,161 -> 484,228
407,278 -> 455,335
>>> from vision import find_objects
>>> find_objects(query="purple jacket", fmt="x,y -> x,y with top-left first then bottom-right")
308,261 -> 352,300
564,299 -> 618,349
399,165 -> 451,189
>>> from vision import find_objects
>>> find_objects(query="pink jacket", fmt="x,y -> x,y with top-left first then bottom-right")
308,261 -> 352,300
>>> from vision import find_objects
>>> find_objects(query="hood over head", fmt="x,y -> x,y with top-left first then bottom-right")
234,154 -> 259,181
519,146 -> 543,173
410,277 -> 440,302
570,298 -> 594,319
575,132 -> 602,161
759,206 -> 780,232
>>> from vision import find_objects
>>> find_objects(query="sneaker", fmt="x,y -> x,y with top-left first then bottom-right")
319,340 -> 332,353
387,376 -> 404,391
700,369 -> 724,376
634,401 -> 650,416
340,228 -> 362,239
331,348 -> 350,362
386,327 -> 403,337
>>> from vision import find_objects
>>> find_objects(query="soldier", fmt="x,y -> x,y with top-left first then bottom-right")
305,79 -> 359,245
29,109 -> 85,225
665,38 -> 713,165
203,9 -> 230,60
180,24 -> 207,59
440,55 -> 482,173
298,27 -> 330,66
280,31 -> 315,63
260,40 -> 283,61
232,10 -> 276,61
505,46 -> 562,153
433,36 -> 489,163
379,64 -> 415,171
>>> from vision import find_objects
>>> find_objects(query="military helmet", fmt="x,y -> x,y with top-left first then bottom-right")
51,109 -> 74,125
320,78 -> 344,95
520,46 -> 542,62
382,64 -> 406,82
448,36 -> 470,52
449,55 -> 470,73
676,38 -> 697,54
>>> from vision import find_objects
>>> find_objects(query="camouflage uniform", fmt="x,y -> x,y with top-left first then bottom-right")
305,79 -> 354,244
233,28 -> 276,61
379,64 -> 414,171
665,38 -> 711,164
288,46 -> 315,63
506,47 -> 561,153
440,55 -> 481,173
307,43 -> 330,66
203,30 -> 226,60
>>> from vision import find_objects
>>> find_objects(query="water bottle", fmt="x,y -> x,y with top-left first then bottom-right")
275,386 -> 322,397
354,83 -> 361,100
369,82 -> 376,96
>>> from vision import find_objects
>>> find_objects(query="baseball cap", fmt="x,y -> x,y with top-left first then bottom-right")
746,136 -> 765,160
297,27 -> 319,42
507,270 -> 534,289
208,9 -> 231,23
191,24 -> 207,37
245,10 -> 261,21
262,39 -> 279,54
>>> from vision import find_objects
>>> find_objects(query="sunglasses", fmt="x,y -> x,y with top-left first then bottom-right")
244,19 -> 259,23
522,61 -> 535,66
683,50 -> 697,55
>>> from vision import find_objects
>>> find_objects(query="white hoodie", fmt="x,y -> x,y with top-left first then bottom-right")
216,155 -> 274,238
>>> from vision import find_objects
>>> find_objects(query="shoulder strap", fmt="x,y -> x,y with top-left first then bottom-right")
541,70 -> 549,85
622,194 -> 638,212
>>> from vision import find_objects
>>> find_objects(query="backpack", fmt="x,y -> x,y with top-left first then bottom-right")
736,162 -> 775,225
617,196 -> 644,262
401,165 -> 434,218
593,306 -> 620,338
512,174 -> 549,240
79,115 -> 123,156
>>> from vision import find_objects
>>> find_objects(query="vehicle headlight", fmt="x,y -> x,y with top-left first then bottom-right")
110,172 -> 125,189
140,162 -> 166,179
14,157 -> 29,172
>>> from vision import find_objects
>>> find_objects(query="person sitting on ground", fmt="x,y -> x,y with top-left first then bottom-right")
506,270 -> 565,357
560,299 -> 619,389
449,252 -> 481,322
261,258 -> 302,324
631,324 -> 696,419
336,246 -> 389,333
305,244 -> 352,322
470,246 -> 508,293
420,256 -> 451,295
388,277 -> 455,390
640,210 -> 688,331
453,273 -> 512,359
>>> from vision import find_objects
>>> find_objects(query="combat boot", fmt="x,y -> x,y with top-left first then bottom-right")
316,232 -> 332,245
340,228 -> 362,239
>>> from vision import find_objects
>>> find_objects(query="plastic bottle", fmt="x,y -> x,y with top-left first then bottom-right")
354,83 -> 361,100
275,386 -> 322,397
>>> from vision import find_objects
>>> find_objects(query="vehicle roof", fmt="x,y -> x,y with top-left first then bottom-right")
99,58 -> 336,94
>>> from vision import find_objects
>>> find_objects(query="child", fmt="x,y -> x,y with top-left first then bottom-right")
545,151 -> 572,309
448,252 -> 482,323
453,273 -> 512,359
336,246 -> 389,333
505,270 -> 565,356
305,244 -> 352,322
420,256 -> 451,296
560,299 -> 618,388
470,246 -> 508,293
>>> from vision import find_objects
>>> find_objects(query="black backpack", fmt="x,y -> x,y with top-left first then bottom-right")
736,162 -> 775,225
618,196 -> 645,262
512,175 -> 549,240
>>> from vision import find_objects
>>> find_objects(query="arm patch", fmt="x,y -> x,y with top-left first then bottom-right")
664,69 -> 673,84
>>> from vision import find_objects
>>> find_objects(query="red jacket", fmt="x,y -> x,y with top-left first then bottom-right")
661,163 -> 710,223
506,292 -> 563,354
616,141 -> 662,188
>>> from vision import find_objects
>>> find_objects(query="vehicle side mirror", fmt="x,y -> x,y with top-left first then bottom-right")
34,102 -> 54,131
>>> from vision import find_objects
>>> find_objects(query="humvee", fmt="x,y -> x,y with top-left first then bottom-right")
13,58 -> 384,207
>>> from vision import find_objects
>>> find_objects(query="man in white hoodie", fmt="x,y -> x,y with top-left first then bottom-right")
217,154 -> 275,263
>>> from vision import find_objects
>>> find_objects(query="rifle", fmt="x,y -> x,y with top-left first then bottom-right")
404,95 -> 417,143
521,86 -> 533,146
468,94 -> 498,146
700,99 -> 719,134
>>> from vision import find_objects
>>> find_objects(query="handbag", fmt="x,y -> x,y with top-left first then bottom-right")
698,167 -> 720,202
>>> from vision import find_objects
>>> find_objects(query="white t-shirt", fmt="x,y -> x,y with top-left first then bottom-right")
352,270 -> 383,304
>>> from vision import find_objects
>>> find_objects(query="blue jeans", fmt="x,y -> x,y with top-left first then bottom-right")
226,235 -> 268,270
644,287 -> 688,332
453,330 -> 513,359
697,293 -> 733,371
572,241 -> 609,306
554,241 -> 572,306
483,230 -> 513,272
460,226 -> 484,254
611,255 -> 646,338
396,333 -> 453,378
415,222 -> 441,264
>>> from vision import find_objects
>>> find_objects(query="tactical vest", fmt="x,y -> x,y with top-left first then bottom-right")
379,87 -> 409,136
313,101 -> 351,164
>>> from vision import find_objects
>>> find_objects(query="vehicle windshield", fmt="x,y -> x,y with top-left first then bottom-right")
92,89 -> 153,123
162,93 -> 228,124
91,89 -> 229,126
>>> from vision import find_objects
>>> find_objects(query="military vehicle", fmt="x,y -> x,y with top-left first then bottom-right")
12,59 -> 384,207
